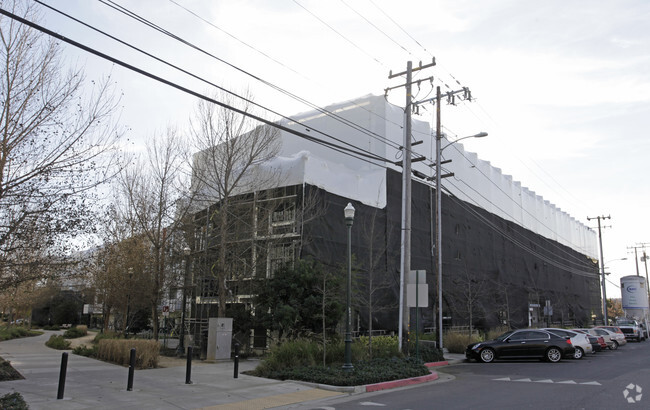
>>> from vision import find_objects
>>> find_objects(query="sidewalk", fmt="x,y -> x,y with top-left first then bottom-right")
0,332 -> 461,409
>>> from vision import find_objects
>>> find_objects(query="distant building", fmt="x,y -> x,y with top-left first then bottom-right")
187,95 -> 600,348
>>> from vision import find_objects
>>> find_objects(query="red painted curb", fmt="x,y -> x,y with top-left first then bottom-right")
425,361 -> 449,368
365,372 -> 439,392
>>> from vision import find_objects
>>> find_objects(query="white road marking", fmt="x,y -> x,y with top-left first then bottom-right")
492,378 -> 600,386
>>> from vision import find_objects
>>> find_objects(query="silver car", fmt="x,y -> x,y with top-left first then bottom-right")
591,327 -> 625,349
543,328 -> 593,359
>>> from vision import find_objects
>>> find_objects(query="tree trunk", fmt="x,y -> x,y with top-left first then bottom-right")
218,202 -> 229,315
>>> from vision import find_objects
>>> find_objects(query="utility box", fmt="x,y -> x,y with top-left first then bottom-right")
207,317 -> 233,361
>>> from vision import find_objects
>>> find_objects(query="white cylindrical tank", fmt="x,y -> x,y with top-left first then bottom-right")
620,275 -> 649,309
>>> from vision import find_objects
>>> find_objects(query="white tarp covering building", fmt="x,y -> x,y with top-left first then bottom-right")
264,94 -> 597,259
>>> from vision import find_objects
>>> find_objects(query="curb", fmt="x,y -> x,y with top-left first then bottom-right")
425,360 -> 449,368
365,371 -> 439,392
289,358 -> 464,394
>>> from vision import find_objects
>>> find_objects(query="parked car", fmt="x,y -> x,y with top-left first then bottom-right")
572,329 -> 603,352
543,328 -> 593,359
596,326 -> 628,347
579,328 -> 619,349
466,329 -> 575,363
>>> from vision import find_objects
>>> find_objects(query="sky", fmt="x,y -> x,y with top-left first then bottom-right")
24,0 -> 650,299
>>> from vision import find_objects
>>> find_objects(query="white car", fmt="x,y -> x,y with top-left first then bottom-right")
543,328 -> 593,359
595,326 -> 628,347
591,328 -> 625,349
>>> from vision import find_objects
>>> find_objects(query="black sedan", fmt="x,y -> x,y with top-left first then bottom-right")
466,329 -> 575,363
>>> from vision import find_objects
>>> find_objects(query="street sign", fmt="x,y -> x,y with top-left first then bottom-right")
407,284 -> 429,307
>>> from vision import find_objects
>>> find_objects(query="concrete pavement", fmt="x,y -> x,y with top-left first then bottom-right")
0,331 -> 461,409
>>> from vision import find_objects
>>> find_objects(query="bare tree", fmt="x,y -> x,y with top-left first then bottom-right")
449,262 -> 488,338
352,208 -> 397,358
189,90 -> 280,315
116,128 -> 194,339
314,262 -> 344,365
0,0 -> 121,291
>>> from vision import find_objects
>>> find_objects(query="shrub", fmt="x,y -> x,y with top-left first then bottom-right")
97,339 -> 159,369
256,339 -> 319,374
45,334 -> 71,350
0,392 -> 28,410
72,344 -> 98,357
259,357 -> 429,386
322,339 -> 366,365
443,332 -> 483,354
487,327 -> 510,341
357,335 -> 401,360
0,326 -> 28,341
43,325 -> 61,331
0,358 -> 24,381
64,326 -> 88,339
410,341 -> 444,363
94,330 -> 123,343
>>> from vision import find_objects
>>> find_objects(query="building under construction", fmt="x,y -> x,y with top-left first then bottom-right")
184,94 -> 601,351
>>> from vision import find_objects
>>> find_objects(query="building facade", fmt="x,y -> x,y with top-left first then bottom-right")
185,95 -> 601,350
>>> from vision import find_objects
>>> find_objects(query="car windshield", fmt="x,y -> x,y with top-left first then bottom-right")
495,331 -> 515,341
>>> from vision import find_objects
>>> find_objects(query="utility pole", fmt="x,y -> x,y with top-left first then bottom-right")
425,86 -> 478,350
642,245 -> 650,304
588,215 -> 610,324
627,244 -> 647,276
628,243 -> 650,288
387,60 -> 475,352
387,59 -> 435,353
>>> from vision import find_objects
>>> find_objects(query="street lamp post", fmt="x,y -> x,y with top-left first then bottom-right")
343,203 -> 355,371
434,109 -> 487,349
124,267 -> 133,339
177,247 -> 191,356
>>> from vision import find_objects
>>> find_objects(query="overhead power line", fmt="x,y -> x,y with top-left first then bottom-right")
339,0 -> 411,55
292,0 -> 387,68
95,0 -> 408,154
1,6 -> 392,169
34,0 -> 395,165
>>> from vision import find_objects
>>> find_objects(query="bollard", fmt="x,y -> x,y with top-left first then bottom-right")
233,343 -> 239,379
185,346 -> 193,384
57,352 -> 68,400
127,347 -> 136,391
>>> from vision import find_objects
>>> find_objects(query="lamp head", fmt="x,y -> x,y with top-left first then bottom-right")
184,247 -> 191,256
344,202 -> 355,221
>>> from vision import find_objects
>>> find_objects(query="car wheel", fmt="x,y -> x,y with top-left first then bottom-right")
479,348 -> 495,363
573,347 -> 584,360
636,336 -> 641,342
546,347 -> 562,363
610,341 -> 619,350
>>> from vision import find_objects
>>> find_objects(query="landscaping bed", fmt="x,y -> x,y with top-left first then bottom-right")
246,337 -> 442,386
0,357 -> 24,382
249,357 -> 430,386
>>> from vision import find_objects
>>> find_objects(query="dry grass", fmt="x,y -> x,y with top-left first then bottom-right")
97,339 -> 160,369
443,332 -> 483,354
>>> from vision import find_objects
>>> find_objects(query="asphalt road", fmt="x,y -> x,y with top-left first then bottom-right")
289,340 -> 650,410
